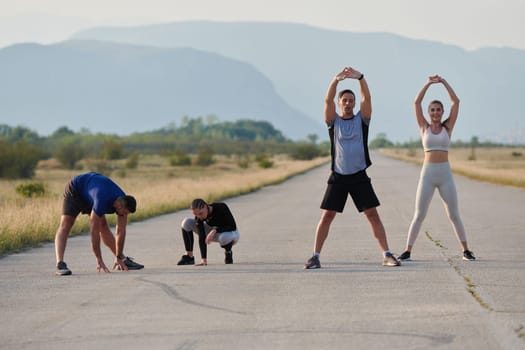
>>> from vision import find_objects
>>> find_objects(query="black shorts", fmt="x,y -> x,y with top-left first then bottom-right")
62,181 -> 92,217
320,171 -> 380,213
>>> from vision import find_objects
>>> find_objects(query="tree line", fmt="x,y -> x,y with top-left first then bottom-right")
4,117 -> 516,180
0,117 -> 327,179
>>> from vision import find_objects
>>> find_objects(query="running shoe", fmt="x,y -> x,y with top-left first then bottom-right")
397,251 -> 411,261
123,256 -> 144,270
177,254 -> 195,265
56,261 -> 72,276
225,251 -> 233,264
463,250 -> 476,261
304,255 -> 321,269
383,252 -> 401,266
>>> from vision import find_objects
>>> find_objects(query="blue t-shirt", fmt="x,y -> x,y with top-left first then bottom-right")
72,172 -> 125,217
327,112 -> 370,175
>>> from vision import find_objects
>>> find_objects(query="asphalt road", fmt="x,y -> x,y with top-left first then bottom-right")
1,151 -> 524,350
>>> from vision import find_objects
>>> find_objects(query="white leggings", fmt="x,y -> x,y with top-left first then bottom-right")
406,162 -> 467,247
181,218 -> 240,246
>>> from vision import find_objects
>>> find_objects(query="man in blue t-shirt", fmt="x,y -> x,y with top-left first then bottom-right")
54,172 -> 143,275
304,66 -> 400,269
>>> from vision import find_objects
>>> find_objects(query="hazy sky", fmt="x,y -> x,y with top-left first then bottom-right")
0,0 -> 524,51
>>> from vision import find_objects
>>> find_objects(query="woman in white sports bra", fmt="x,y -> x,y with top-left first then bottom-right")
398,75 -> 475,262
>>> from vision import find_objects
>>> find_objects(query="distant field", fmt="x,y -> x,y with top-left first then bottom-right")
379,147 -> 525,189
0,155 -> 329,256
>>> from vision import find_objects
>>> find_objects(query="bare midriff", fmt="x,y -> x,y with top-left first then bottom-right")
424,150 -> 449,163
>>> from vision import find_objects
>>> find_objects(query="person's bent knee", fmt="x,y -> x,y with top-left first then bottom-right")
217,231 -> 239,246
181,217 -> 196,231
218,236 -> 232,246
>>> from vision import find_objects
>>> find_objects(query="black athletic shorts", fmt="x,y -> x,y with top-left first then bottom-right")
62,181 -> 92,217
320,170 -> 380,213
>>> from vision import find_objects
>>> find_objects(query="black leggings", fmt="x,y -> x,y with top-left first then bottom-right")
182,228 -> 207,259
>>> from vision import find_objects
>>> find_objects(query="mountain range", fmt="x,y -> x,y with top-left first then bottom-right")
0,39 -> 322,139
1,21 -> 524,143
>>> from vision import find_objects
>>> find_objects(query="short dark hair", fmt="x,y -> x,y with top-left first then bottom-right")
191,198 -> 208,209
338,89 -> 355,99
119,195 -> 137,213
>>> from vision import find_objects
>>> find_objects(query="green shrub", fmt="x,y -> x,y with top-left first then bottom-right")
0,140 -> 42,179
289,143 -> 321,160
102,139 -> 123,160
55,141 -> 84,169
258,158 -> 274,168
16,182 -> 46,198
195,146 -> 215,166
126,153 -> 140,169
237,155 -> 251,169
170,150 -> 192,166
370,135 -> 394,149
255,153 -> 274,168
85,159 -> 112,176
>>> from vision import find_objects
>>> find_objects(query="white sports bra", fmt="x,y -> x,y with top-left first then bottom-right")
422,126 -> 450,152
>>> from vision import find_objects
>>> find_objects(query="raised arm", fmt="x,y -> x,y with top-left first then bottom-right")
439,77 -> 460,132
414,77 -> 434,131
357,71 -> 371,120
325,67 -> 371,122
324,68 -> 346,124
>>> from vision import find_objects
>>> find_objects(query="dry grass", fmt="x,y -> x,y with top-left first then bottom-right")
0,154 -> 329,256
379,147 -> 525,189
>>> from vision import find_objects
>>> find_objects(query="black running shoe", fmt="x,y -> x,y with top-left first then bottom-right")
123,256 -> 144,270
463,250 -> 476,261
225,251 -> 233,264
56,261 -> 72,276
398,251 -> 412,261
177,254 -> 195,265
304,255 -> 321,269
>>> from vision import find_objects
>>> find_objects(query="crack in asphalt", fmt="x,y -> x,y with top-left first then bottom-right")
136,276 -> 249,315
424,231 -> 494,311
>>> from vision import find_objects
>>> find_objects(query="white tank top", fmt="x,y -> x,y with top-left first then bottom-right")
422,126 -> 450,152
